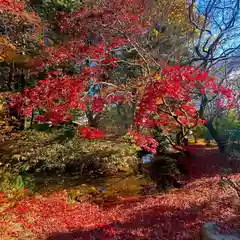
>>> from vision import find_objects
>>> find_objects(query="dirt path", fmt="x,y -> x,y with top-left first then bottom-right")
0,145 -> 239,240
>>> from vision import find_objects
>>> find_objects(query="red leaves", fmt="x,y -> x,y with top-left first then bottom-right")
132,64 -> 235,151
0,0 -> 41,33
15,204 -> 27,215
1,147 -> 239,240
7,0 -> 148,130
135,65 -> 201,131
135,64 -> 234,132
7,0 -> 235,155
0,0 -> 25,13
200,88 -> 205,94
11,75 -> 87,125
199,119 -> 207,125
24,107 -> 33,117
79,127 -> 105,139
57,0 -> 147,38
130,131 -> 158,152
0,192 -> 8,204
92,97 -> 107,113
35,115 -> 45,123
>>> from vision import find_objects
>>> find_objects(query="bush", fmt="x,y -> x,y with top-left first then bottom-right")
0,129 -> 139,184
225,129 -> 240,171
196,125 -> 208,139
0,96 -> 13,140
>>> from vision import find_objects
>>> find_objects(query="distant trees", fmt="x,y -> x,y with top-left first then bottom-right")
187,0 -> 240,152
0,0 -> 42,91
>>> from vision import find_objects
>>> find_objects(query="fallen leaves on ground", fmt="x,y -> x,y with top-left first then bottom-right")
0,146 -> 239,240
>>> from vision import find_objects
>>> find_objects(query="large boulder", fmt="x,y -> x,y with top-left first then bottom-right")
200,222 -> 240,240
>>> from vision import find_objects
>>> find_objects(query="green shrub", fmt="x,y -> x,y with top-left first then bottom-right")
1,129 -> 139,182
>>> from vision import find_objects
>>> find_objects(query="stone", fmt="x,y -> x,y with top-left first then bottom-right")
200,222 -> 240,240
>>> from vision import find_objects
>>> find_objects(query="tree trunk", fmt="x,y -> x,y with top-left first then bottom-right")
176,131 -> 183,146
20,69 -> 25,89
8,62 -> 15,90
86,111 -> 102,128
205,120 -> 226,153
30,110 -> 35,128
193,131 -> 197,143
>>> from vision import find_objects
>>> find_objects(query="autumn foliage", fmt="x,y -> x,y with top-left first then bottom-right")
4,0 -> 235,153
0,1 -> 239,239
132,64 -> 234,151
80,126 -> 105,139
0,0 -> 41,69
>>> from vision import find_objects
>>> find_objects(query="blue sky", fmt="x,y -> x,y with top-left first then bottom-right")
195,0 -> 240,57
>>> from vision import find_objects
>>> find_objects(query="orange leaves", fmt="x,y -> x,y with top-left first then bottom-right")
0,0 -> 41,33
0,0 -> 24,13
0,0 -> 41,66
156,97 -> 163,105
155,74 -> 161,81
0,36 -> 16,49
154,0 -> 190,29
0,36 -> 17,62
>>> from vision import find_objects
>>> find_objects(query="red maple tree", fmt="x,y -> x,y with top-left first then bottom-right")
10,0 -> 147,126
131,64 -> 234,152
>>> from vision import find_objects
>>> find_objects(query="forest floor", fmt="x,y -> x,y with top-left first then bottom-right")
0,144 -> 240,240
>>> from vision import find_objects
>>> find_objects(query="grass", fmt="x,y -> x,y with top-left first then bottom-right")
189,138 -> 218,148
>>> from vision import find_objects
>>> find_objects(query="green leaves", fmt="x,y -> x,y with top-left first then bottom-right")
15,175 -> 25,190
218,66 -> 226,73
152,28 -> 159,37
36,0 -> 84,16
220,167 -> 232,176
